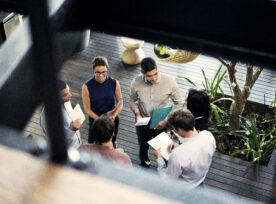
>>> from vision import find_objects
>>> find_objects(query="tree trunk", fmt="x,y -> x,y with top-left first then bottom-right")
217,58 -> 263,130
229,99 -> 245,130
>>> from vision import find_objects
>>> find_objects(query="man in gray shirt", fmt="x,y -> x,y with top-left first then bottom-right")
129,57 -> 182,167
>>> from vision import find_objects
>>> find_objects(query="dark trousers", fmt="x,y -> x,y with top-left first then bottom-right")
88,115 -> 119,144
136,123 -> 163,163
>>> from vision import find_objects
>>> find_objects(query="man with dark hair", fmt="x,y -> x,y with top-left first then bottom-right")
79,115 -> 132,167
153,109 -> 216,188
129,57 -> 182,167
40,79 -> 82,148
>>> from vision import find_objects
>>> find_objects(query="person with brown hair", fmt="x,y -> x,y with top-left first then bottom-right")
153,109 -> 216,188
82,56 -> 123,148
79,115 -> 132,167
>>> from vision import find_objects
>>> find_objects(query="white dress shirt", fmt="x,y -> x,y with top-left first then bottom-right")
156,130 -> 216,188
40,101 -> 81,148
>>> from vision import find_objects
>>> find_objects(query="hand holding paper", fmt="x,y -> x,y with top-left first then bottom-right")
135,117 -> 151,126
107,101 -> 122,119
69,104 -> 86,125
148,132 -> 173,160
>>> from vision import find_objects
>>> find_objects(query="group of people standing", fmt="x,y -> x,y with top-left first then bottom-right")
40,56 -> 216,188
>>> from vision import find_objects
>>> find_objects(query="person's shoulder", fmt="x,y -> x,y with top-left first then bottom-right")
133,74 -> 143,80
85,77 -> 94,85
198,130 -> 216,143
79,143 -> 97,151
113,148 -> 128,156
199,130 -> 213,137
131,74 -> 143,85
160,73 -> 176,82
112,149 -> 132,164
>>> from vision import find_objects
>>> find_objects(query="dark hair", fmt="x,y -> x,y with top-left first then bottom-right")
141,57 -> 157,73
57,79 -> 67,91
168,109 -> 195,131
187,89 -> 210,118
91,56 -> 109,70
91,114 -> 115,145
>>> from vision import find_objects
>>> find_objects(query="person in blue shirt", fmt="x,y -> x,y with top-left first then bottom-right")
82,56 -> 123,148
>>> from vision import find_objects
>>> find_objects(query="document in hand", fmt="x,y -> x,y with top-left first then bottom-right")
107,101 -> 121,117
147,132 -> 172,160
135,117 -> 151,126
69,104 -> 86,125
149,106 -> 172,129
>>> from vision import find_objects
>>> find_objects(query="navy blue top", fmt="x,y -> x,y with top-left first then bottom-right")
85,76 -> 117,113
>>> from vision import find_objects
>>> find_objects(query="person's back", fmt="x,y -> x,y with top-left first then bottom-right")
169,130 -> 215,187
153,109 -> 216,188
79,114 -> 132,167
80,143 -> 132,167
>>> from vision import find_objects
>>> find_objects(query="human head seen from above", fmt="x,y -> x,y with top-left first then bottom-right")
141,57 -> 159,84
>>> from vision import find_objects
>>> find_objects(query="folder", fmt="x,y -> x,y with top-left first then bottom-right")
149,106 -> 172,129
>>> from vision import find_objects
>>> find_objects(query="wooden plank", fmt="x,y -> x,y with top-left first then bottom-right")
204,177 -> 276,204
0,145 -> 181,204
206,172 -> 276,203
207,167 -> 276,194
210,160 -> 274,186
22,31 -> 276,203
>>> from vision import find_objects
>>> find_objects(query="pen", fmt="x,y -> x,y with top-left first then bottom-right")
169,143 -> 174,152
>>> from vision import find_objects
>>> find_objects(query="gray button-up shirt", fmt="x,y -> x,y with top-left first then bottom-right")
129,72 -> 182,117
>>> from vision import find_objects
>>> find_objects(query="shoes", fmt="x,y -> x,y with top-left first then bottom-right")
140,159 -> 151,168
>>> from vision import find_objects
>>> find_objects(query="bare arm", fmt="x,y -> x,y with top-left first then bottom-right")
129,79 -> 141,122
111,80 -> 123,119
82,84 -> 99,120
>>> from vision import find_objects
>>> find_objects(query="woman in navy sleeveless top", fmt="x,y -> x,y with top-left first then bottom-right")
82,56 -> 123,147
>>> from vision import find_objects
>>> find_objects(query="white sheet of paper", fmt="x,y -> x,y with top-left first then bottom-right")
147,132 -> 172,160
64,101 -> 73,115
135,117 -> 151,126
69,104 -> 85,125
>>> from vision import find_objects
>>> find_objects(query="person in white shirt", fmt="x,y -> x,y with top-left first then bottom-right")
153,109 -> 216,188
40,80 -> 82,148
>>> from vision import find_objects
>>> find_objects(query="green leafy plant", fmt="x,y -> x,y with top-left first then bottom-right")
230,116 -> 276,176
201,65 -> 233,102
180,65 -> 233,125
154,44 -> 175,58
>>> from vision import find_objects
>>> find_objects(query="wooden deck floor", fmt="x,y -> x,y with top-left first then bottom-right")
24,31 -> 276,203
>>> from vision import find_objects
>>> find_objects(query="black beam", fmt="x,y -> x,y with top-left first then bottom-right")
62,0 -> 276,70
27,0 -> 68,162
0,0 -> 28,15
0,0 -> 84,161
